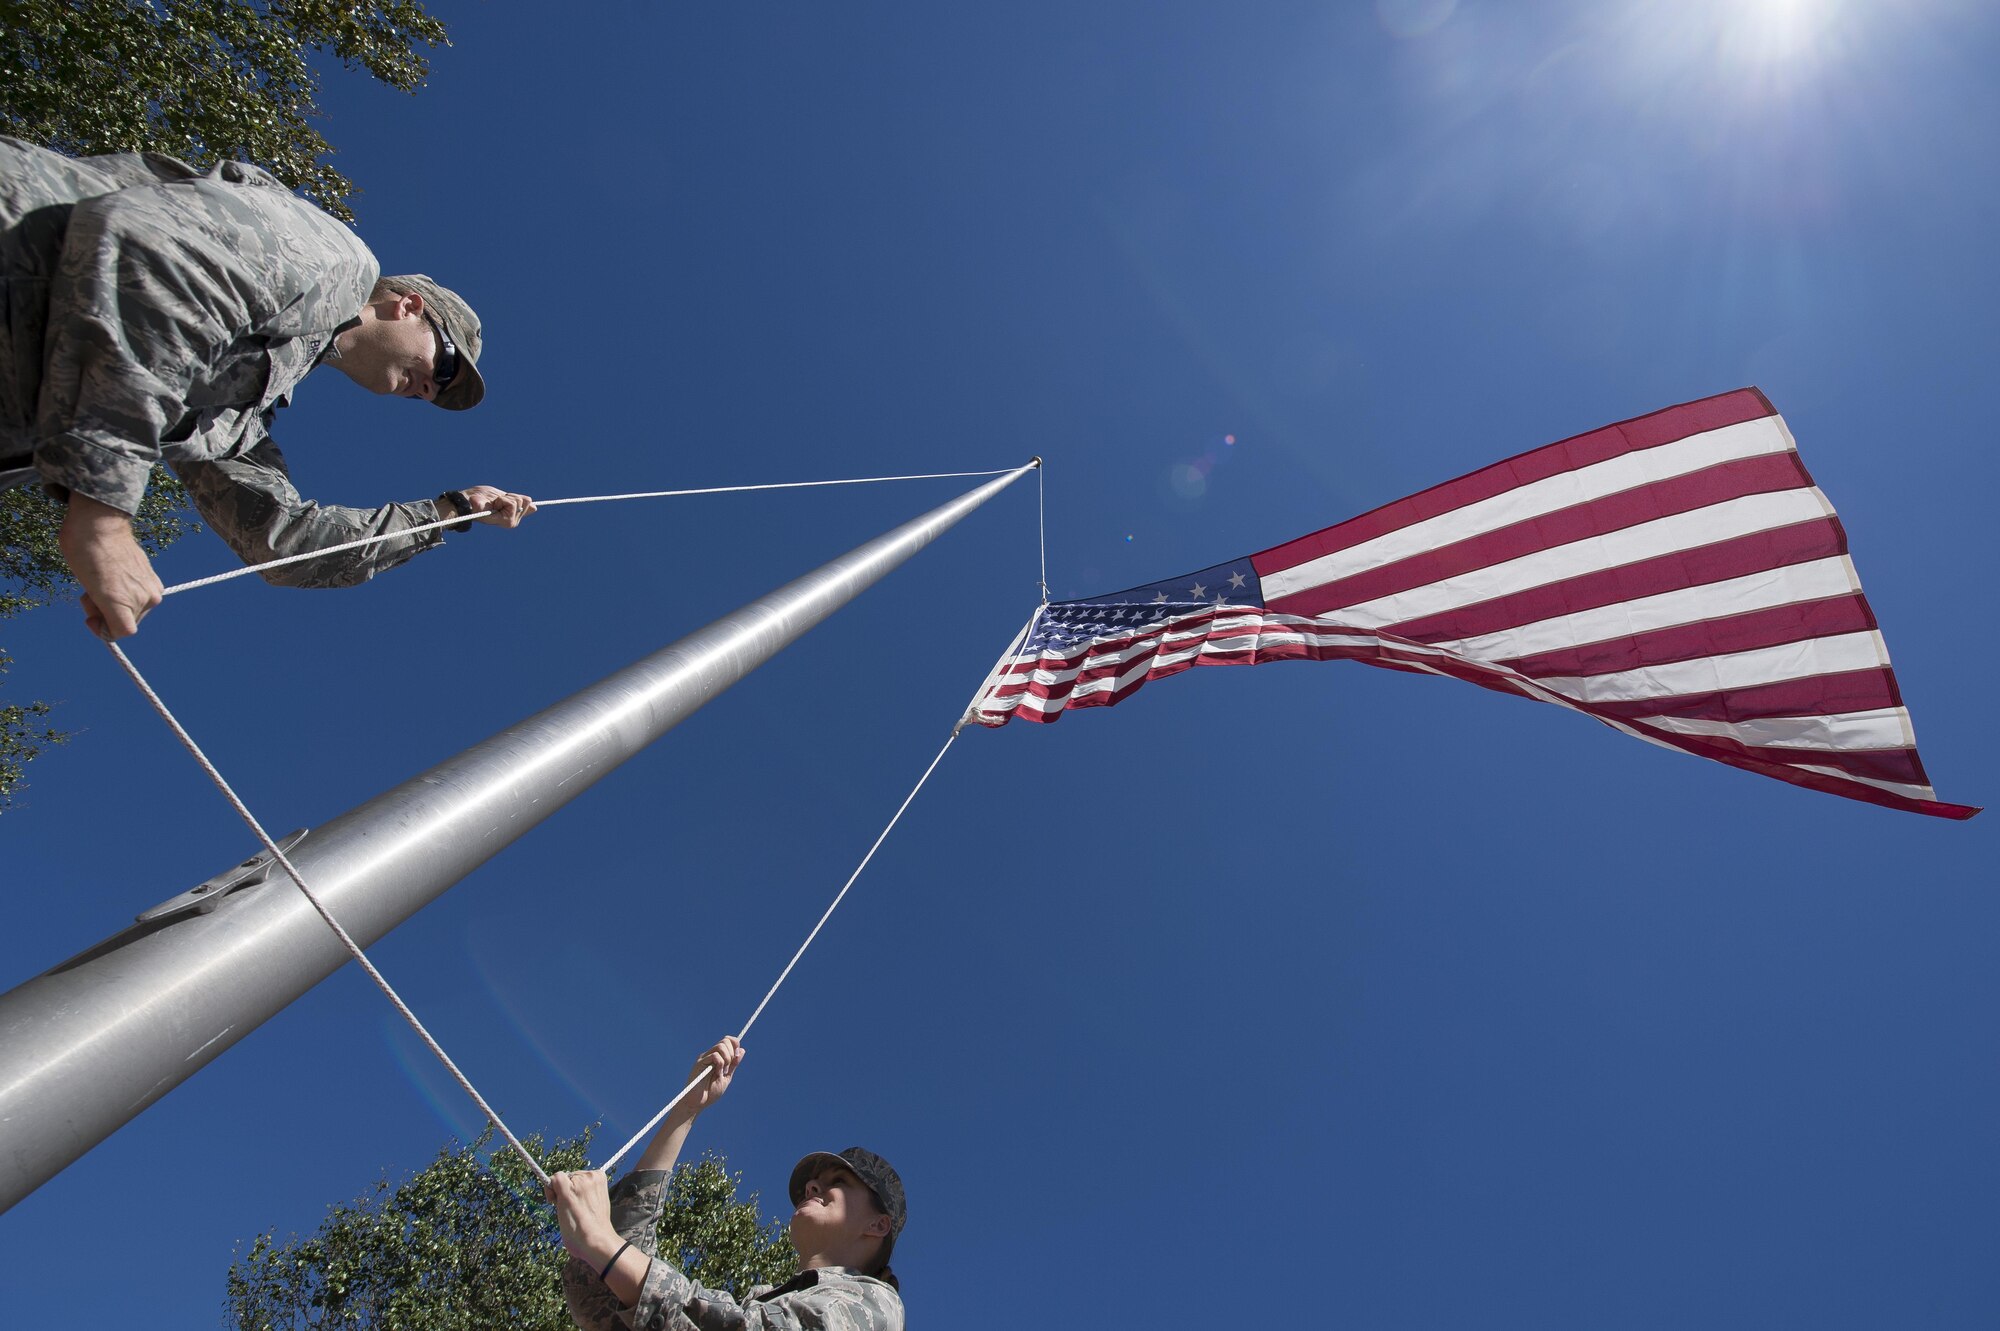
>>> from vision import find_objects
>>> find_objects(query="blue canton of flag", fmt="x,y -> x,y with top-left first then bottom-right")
1025,559 -> 1265,653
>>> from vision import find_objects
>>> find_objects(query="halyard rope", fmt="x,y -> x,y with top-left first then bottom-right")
159,467 -> 1019,596
1033,460 -> 1049,605
597,466 -> 1049,1170
105,641 -> 552,1185
595,724 -> 967,1174
111,463 -> 1047,1183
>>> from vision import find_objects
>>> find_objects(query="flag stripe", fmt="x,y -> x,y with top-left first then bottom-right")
1785,763 -> 1934,802
1614,719 -> 1965,818
975,612 -> 1968,815
1581,667 -> 1902,722
1655,732 -> 1928,786
1252,388 -> 1777,578
1499,594 -> 1877,680
1435,555 -> 1861,664
1528,629 -> 1888,704
1264,449 -> 1813,620
1387,518 -> 1848,645
1303,488 -> 1836,630
1640,707 -> 1914,752
990,621 -> 1920,782
1258,416 -> 1800,608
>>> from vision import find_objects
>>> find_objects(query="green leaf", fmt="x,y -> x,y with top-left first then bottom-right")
226,1130 -> 798,1329
0,1 -> 452,802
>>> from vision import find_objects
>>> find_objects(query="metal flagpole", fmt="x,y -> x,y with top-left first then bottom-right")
0,459 -> 1037,1213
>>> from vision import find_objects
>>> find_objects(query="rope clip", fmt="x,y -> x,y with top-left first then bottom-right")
135,828 -> 311,925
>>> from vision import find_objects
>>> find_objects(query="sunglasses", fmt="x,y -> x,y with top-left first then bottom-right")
426,312 -> 460,393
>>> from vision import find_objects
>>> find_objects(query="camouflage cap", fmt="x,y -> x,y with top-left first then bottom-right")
381,273 -> 486,411
790,1146 -> 907,1239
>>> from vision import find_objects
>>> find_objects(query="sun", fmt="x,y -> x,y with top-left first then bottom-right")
1722,0 -> 1849,73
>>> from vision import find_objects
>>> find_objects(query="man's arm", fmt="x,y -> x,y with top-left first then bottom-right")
174,442 -> 533,588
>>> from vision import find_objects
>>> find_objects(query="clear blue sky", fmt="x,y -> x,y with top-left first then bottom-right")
4,1 -> 1997,1325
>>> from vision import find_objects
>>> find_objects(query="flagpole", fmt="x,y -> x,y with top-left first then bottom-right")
0,460 -> 1037,1214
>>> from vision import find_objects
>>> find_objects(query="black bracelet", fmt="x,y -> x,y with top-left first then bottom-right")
598,1240 -> 632,1283
437,490 -> 475,533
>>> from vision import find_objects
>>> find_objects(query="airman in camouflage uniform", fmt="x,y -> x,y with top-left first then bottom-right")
547,1038 -> 908,1331
0,136 -> 534,638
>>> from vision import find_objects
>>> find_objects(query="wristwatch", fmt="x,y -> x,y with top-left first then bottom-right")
437,489 -> 475,533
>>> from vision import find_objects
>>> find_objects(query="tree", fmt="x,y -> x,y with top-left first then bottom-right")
0,0 -> 451,803
0,648 -> 66,807
227,1129 -> 799,1330
0,0 -> 449,221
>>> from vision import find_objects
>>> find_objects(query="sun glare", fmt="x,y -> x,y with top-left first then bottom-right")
1727,0 -> 1841,69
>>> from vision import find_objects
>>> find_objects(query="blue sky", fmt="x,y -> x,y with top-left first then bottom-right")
3,1 -> 1997,1325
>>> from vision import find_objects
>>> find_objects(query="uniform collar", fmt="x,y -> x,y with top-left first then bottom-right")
753,1266 -> 886,1302
312,317 -> 363,370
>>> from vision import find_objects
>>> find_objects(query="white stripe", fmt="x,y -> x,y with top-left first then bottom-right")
1642,707 -> 1917,752
1026,622 -> 1366,692
1530,630 -> 1889,704
1021,610 -> 1346,673
1788,763 -> 1936,801
976,607 -> 1946,810
986,613 -> 1368,714
1437,556 -> 1862,664
1261,415 -> 1796,603
1324,487 -> 1836,629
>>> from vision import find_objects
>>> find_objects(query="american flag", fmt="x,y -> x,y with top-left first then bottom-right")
966,389 -> 1976,820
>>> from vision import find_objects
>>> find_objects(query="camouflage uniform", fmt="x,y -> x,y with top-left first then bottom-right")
562,1170 -> 906,1331
0,137 -> 449,587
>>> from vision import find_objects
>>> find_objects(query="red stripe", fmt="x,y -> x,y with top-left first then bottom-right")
971,626 -> 1981,819
1265,451 -> 1812,618
988,613 -> 1894,725
1618,719 -> 1977,819
992,616 -> 1607,710
997,606 -> 1282,675
1250,388 -> 1775,579
1387,517 -> 1849,646
1653,731 -> 1929,786
1499,594 -> 1877,679
989,608 -> 1892,728
1580,667 -> 1903,722
988,623 -> 1382,706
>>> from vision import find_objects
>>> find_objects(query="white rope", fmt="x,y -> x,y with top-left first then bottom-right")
158,467 -> 1019,597
1035,458 -> 1049,604
596,723 -> 967,1174
593,472 -> 1050,1174
535,466 -> 1016,508
161,507 -> 483,596
118,460 -> 1050,1186
104,641 -> 550,1186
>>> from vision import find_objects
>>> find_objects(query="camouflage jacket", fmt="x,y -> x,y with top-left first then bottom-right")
562,1170 -> 906,1331
0,137 -> 446,587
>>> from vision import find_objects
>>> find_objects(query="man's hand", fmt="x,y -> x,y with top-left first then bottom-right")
59,493 -> 164,640
454,485 -> 536,527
